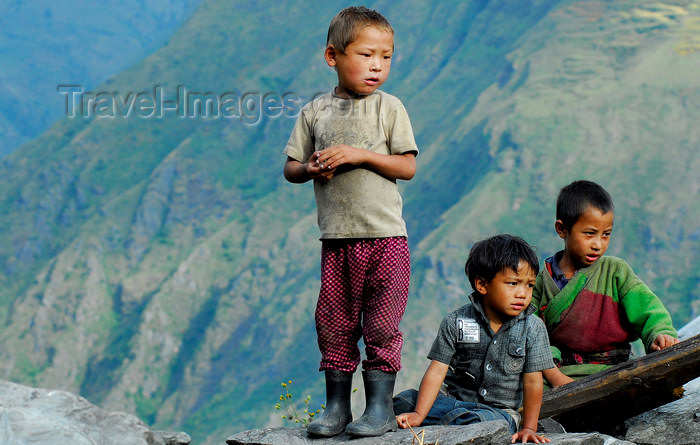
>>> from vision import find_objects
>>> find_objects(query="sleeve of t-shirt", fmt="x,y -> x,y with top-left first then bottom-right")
283,105 -> 314,163
427,313 -> 456,365
385,102 -> 419,156
523,315 -> 555,373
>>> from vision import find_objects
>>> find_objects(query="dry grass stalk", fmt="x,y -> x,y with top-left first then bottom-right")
407,424 -> 439,445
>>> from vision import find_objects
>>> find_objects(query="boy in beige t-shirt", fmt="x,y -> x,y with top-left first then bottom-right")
283,5 -> 418,439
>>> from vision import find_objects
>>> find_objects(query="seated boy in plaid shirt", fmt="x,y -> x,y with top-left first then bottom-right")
394,235 -> 554,444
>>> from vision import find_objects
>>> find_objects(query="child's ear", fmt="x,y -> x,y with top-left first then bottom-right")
474,277 -> 488,296
325,45 -> 338,67
555,220 -> 568,239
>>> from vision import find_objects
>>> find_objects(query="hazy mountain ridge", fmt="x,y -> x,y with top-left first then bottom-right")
0,0 -> 203,157
1,1 -> 699,444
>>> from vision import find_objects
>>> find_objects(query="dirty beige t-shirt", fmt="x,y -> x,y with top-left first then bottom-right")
284,90 -> 418,239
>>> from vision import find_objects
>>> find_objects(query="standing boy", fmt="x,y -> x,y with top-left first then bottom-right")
533,180 -> 679,378
395,235 -> 553,444
283,6 -> 418,438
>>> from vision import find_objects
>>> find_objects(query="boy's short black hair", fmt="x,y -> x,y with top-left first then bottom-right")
556,180 -> 614,230
326,6 -> 393,55
464,234 -> 539,290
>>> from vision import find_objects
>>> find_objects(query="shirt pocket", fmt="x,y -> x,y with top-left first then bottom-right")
453,344 -> 482,384
505,341 -> 526,375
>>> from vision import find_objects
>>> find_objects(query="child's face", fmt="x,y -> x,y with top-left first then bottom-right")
325,25 -> 393,98
556,205 -> 614,269
475,260 -> 536,325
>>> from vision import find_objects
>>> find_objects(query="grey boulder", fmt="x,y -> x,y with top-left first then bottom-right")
0,380 -> 189,445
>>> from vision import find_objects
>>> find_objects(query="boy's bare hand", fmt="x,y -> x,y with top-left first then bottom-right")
315,144 -> 366,170
650,334 -> 679,351
511,427 -> 550,444
306,155 -> 336,182
396,412 -> 422,429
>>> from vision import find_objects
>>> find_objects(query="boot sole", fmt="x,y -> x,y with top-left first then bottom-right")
307,419 -> 352,438
345,421 -> 398,437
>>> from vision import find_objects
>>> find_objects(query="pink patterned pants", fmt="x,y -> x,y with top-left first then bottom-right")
316,237 -> 410,373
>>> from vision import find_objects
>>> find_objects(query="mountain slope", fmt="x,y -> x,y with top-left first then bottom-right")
1,1 -> 699,444
400,0 -> 700,389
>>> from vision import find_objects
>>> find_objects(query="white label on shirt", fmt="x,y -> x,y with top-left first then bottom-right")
457,317 -> 480,343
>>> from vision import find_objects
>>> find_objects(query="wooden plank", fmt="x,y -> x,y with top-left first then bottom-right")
540,334 -> 700,433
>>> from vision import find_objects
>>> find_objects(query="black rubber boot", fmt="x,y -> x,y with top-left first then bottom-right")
344,370 -> 398,437
306,370 -> 353,437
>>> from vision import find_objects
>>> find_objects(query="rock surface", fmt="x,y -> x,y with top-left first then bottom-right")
225,421 -> 636,445
153,431 -> 194,445
227,422 -> 513,445
0,380 -> 190,445
3,367 -> 700,444
623,382 -> 700,444
227,385 -> 700,445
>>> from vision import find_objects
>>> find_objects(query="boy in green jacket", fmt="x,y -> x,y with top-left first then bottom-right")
533,180 -> 679,379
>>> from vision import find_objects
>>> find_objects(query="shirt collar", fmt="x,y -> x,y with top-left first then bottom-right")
545,251 -> 570,290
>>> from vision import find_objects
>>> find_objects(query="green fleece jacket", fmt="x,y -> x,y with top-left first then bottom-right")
533,255 -> 677,358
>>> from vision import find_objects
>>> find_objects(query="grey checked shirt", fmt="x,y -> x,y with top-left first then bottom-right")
428,293 -> 554,410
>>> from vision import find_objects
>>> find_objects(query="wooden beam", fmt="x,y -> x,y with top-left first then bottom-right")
540,334 -> 700,432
